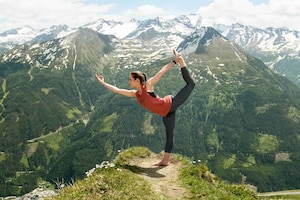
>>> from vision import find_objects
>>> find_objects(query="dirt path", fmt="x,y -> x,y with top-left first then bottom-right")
129,153 -> 189,200
258,190 -> 300,197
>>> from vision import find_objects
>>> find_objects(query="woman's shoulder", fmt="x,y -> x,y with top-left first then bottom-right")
145,81 -> 154,92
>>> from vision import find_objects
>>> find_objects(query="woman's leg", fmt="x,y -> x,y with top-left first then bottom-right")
154,67 -> 194,166
163,111 -> 176,153
169,66 -> 195,113
154,111 -> 176,166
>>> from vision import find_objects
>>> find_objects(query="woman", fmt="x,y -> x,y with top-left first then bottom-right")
96,50 -> 195,166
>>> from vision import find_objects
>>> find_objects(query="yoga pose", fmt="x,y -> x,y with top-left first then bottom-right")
96,50 -> 195,166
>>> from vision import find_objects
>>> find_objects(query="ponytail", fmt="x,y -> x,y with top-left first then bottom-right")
131,71 -> 147,84
143,73 -> 147,83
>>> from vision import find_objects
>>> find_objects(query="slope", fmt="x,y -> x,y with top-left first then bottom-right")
47,147 -> 257,200
0,28 -> 115,197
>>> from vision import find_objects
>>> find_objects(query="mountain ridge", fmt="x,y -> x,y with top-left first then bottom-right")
1,14 -> 299,87
219,23 -> 300,86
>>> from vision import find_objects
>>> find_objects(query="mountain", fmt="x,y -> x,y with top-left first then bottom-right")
30,25 -> 76,44
218,23 -> 300,87
0,26 -> 37,55
0,26 -> 37,44
0,28 -> 115,196
1,16 -> 300,197
2,15 -> 299,90
0,14 -> 202,56
0,25 -> 76,56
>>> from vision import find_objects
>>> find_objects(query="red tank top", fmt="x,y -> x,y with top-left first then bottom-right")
135,85 -> 172,117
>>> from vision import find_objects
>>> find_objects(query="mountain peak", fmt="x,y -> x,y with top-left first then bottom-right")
0,26 -> 37,44
0,26 -> 35,36
58,28 -> 114,69
178,26 -> 223,54
65,27 -> 100,41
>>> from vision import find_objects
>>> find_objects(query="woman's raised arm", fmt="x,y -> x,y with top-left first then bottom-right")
146,50 -> 179,88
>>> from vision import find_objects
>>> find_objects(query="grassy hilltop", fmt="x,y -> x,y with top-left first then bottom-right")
48,147 -> 257,200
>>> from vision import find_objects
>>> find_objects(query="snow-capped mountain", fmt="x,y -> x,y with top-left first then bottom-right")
0,14 -> 204,72
82,14 -> 201,39
82,18 -> 139,39
1,15 -> 298,55
221,23 -> 300,54
177,27 -> 223,55
0,25 -> 76,55
0,14 -> 202,55
0,26 -> 37,44
217,23 -> 300,86
31,25 -> 76,44
0,26 -> 37,54
1,14 -> 300,86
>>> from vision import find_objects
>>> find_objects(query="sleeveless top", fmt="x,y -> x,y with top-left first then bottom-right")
135,85 -> 172,117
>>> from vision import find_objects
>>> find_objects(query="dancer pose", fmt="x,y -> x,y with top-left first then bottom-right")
96,50 -> 195,166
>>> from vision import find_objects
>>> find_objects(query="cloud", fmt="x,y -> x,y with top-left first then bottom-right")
197,0 -> 300,31
126,5 -> 165,18
1,0 -> 300,32
0,0 -> 114,31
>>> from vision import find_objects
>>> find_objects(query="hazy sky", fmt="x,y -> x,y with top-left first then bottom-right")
0,0 -> 299,32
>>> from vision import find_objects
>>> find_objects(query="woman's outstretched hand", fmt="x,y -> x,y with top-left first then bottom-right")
173,49 -> 182,63
173,49 -> 186,67
95,73 -> 105,86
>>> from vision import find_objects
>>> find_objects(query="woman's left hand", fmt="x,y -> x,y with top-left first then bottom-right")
95,74 -> 105,86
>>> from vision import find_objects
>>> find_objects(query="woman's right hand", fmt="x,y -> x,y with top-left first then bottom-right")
173,49 -> 183,63
173,49 -> 186,67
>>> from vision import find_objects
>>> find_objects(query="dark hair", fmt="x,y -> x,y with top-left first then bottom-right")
131,71 -> 147,84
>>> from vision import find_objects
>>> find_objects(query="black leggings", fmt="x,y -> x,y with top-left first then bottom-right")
163,66 -> 195,153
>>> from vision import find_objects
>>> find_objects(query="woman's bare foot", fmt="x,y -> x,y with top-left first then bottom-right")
153,161 -> 169,166
153,152 -> 170,166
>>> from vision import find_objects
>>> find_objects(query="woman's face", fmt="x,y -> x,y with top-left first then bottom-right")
128,74 -> 137,88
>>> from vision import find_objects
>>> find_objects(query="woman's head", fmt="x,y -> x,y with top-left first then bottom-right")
130,71 -> 147,85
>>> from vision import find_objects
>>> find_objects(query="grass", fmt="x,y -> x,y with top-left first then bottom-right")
179,161 -> 257,199
100,112 -> 118,133
114,146 -> 152,165
51,168 -> 164,200
66,107 -> 82,120
0,152 -> 5,162
47,147 -> 258,200
42,132 -> 64,151
41,87 -> 54,95
47,147 -> 162,200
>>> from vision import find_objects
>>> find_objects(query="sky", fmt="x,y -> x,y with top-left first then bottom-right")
0,0 -> 300,32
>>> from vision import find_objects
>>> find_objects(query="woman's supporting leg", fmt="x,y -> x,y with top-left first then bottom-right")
154,111 -> 176,166
154,66 -> 195,166
163,111 -> 176,153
